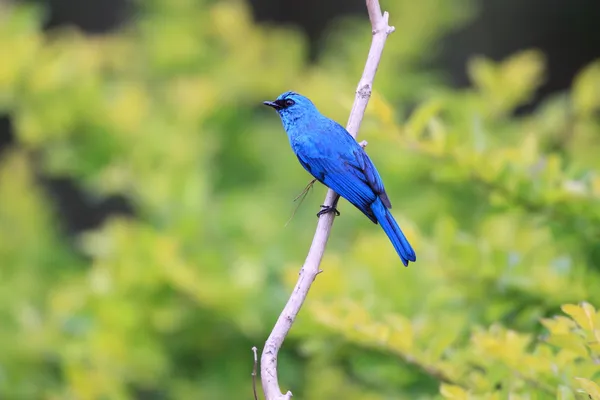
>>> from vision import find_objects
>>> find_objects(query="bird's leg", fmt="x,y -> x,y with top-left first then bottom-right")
317,197 -> 340,218
317,206 -> 340,217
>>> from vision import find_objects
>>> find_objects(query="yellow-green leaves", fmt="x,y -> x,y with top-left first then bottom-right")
575,378 -> 600,400
561,302 -> 598,332
0,5 -> 42,106
572,60 -> 600,117
545,303 -> 600,363
404,98 -> 446,155
469,50 -> 545,117
437,306 -> 600,399
440,384 -> 469,400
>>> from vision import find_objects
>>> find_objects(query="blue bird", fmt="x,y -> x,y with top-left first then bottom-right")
264,91 -> 416,266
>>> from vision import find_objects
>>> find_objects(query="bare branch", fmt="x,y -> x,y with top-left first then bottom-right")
260,1 -> 395,399
252,346 -> 259,400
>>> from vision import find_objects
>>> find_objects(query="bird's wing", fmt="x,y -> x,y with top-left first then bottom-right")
296,150 -> 379,223
323,119 -> 393,209
348,148 -> 392,209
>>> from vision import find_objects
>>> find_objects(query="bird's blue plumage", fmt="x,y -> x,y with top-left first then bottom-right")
264,92 -> 416,266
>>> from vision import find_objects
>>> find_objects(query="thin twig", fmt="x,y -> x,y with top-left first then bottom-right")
285,178 -> 317,226
252,346 -> 259,400
260,1 -> 395,399
293,179 -> 318,202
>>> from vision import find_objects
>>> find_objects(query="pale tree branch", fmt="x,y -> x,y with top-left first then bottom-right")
260,1 -> 395,399
252,346 -> 259,400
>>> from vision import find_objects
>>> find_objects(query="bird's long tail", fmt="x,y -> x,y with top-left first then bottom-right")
371,198 -> 416,267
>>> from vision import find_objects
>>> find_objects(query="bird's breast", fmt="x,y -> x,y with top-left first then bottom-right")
290,132 -> 311,153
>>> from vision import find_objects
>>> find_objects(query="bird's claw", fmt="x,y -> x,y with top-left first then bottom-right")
316,204 -> 340,218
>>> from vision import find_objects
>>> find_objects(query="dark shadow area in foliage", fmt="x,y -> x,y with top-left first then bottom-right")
0,114 -> 136,238
30,0 -> 131,33
439,0 -> 600,115
249,0 -> 365,61
0,115 -> 14,157
39,177 -> 135,236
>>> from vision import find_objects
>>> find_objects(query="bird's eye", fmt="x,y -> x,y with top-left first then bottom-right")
285,99 -> 295,107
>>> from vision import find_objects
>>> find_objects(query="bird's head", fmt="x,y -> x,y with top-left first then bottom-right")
263,91 -> 316,120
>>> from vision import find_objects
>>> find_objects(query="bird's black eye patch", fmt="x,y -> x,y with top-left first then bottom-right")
284,99 -> 295,107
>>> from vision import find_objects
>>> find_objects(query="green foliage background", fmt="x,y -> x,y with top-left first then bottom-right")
1,0 -> 600,398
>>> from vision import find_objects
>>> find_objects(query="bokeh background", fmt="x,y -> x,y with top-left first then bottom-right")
1,0 -> 600,398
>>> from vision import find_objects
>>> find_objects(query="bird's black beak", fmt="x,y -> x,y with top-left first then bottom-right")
263,100 -> 283,110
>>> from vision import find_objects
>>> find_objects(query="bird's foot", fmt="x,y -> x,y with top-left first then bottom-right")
316,204 -> 340,218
